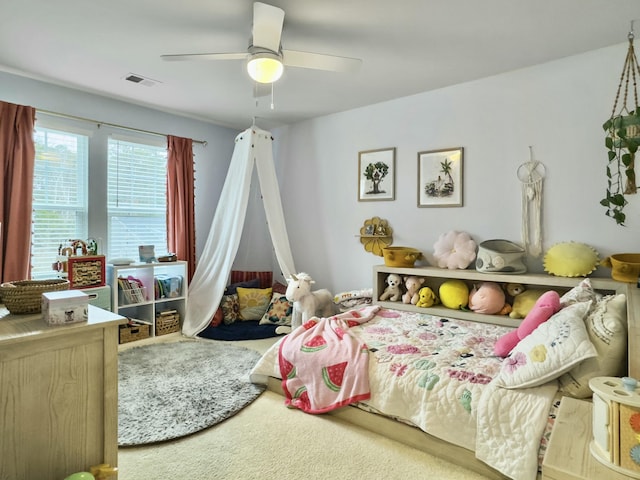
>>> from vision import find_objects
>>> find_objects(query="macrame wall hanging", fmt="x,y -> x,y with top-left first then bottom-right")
601,20 -> 640,226
517,146 -> 546,257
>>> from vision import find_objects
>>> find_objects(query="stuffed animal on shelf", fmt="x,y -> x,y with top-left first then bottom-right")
507,283 -> 547,319
416,286 -> 439,307
286,272 -> 336,329
438,279 -> 469,310
379,273 -> 403,302
468,281 -> 511,315
402,275 -> 425,304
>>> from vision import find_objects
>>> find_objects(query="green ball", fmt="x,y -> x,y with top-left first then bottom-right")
64,473 -> 94,480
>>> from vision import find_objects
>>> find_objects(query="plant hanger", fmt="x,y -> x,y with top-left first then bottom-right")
602,20 -> 640,226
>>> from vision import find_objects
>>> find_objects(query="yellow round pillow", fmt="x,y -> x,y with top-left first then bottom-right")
543,242 -> 599,277
439,279 -> 469,309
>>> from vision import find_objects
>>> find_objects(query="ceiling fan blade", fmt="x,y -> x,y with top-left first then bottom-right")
161,52 -> 248,62
252,2 -> 284,52
282,49 -> 362,72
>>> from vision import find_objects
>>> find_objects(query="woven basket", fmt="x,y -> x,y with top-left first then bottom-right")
156,311 -> 180,336
0,279 -> 70,314
119,321 -> 151,344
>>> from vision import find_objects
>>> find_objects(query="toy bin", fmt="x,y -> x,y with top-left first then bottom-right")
42,290 -> 88,325
118,320 -> 151,344
590,376 -> 640,478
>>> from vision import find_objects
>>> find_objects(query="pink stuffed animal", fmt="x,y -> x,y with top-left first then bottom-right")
403,276 -> 425,304
468,282 -> 507,315
493,290 -> 561,357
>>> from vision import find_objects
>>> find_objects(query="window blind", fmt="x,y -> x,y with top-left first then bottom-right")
107,137 -> 168,260
31,127 -> 89,279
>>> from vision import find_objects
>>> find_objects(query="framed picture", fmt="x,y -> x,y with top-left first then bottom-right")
358,147 -> 396,201
417,147 -> 464,207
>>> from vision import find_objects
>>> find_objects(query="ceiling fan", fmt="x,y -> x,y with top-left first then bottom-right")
161,2 -> 362,84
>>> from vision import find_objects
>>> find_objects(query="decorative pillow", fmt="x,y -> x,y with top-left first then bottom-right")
543,242 -> 599,277
224,277 -> 260,295
494,301 -> 597,389
559,278 -> 598,308
432,230 -> 477,270
259,292 -> 293,326
230,271 -> 273,288
237,287 -> 273,320
493,290 -> 561,357
209,306 -> 224,327
272,281 -> 288,295
221,294 -> 240,325
558,294 -> 628,398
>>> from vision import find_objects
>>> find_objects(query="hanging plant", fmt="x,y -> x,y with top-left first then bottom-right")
602,111 -> 640,225
601,24 -> 640,226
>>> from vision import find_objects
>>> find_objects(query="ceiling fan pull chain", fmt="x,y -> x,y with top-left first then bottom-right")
271,83 -> 275,110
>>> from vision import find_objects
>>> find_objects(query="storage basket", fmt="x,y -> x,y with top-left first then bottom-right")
0,279 -> 70,314
601,253 -> 640,283
67,255 -> 106,288
476,239 -> 526,274
156,310 -> 180,336
382,247 -> 422,267
119,320 -> 151,344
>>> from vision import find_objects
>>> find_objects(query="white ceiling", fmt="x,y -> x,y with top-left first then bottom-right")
2,0 -> 639,130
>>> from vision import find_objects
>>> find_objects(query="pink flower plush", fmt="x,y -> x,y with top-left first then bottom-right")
493,290 -> 561,357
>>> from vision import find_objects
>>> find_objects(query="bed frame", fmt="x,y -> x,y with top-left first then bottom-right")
264,265 -> 639,479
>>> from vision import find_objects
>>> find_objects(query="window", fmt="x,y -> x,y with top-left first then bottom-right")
107,136 -> 168,260
31,126 -> 89,280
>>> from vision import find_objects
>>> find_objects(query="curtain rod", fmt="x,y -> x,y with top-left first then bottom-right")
36,109 -> 208,146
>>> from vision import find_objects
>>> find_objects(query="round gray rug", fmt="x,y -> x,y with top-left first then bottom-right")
118,340 -> 265,446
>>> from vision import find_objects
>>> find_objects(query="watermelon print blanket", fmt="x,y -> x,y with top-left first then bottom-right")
278,305 -> 381,413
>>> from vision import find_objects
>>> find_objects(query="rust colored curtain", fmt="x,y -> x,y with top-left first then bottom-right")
167,135 -> 196,283
0,101 -> 36,283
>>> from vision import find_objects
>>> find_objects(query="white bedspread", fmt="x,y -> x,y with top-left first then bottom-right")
250,308 -> 558,480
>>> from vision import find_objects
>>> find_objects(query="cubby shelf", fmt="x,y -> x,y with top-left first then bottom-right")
107,261 -> 188,338
373,264 -> 622,328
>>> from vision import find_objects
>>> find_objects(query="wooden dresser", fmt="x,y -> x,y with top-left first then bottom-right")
0,305 -> 126,480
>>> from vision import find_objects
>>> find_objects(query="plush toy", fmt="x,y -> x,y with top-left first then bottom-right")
286,272 -> 336,329
468,282 -> 509,315
438,279 -> 469,310
379,273 -> 403,302
507,283 -> 547,319
403,276 -> 425,304
433,231 -> 477,270
416,286 -> 439,307
494,290 -> 561,357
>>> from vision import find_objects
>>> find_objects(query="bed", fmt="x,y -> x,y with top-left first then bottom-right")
250,266 -> 639,480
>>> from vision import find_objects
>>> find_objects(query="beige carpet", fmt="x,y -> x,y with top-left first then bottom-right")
117,336 -> 491,480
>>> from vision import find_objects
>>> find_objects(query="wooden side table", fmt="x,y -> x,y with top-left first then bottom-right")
0,305 -> 126,479
542,396 -> 634,479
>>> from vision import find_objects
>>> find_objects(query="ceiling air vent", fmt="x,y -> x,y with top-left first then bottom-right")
123,73 -> 161,87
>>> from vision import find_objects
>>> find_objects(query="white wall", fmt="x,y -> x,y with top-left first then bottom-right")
272,42 -> 640,293
0,71 -> 239,262
4,41 -> 640,293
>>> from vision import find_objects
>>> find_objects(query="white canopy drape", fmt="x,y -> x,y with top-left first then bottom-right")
182,127 -> 296,337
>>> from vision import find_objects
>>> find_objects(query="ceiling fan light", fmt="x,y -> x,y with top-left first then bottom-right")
247,53 -> 283,83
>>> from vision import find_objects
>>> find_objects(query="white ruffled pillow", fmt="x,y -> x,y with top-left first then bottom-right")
495,301 -> 597,389
558,294 -> 627,398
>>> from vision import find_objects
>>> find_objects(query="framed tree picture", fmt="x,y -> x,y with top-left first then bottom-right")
417,147 -> 464,207
358,147 -> 396,201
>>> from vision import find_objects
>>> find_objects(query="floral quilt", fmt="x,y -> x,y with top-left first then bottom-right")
352,308 -> 506,451
250,307 -> 558,480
